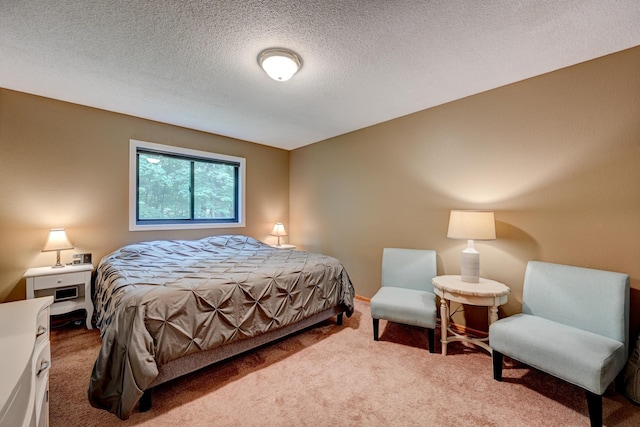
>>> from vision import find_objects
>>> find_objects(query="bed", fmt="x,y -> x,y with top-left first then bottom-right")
87,235 -> 355,420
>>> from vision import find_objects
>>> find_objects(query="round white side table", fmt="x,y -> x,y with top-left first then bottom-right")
432,275 -> 510,355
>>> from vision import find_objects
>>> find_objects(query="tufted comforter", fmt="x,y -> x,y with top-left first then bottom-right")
88,235 -> 354,419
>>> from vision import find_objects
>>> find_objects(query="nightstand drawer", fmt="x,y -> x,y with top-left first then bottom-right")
33,272 -> 85,291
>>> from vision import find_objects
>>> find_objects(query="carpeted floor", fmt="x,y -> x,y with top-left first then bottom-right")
49,299 -> 640,426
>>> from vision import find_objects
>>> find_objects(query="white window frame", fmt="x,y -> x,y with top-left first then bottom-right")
129,139 -> 246,231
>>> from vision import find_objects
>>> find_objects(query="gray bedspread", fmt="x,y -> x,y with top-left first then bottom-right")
88,235 -> 354,419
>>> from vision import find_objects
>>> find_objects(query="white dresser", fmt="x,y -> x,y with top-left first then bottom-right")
0,296 -> 53,427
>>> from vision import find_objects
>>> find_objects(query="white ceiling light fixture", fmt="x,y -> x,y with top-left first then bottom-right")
258,48 -> 302,82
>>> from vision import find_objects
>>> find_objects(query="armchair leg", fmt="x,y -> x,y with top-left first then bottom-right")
373,318 -> 379,341
492,350 -> 503,381
427,328 -> 435,353
586,391 -> 602,427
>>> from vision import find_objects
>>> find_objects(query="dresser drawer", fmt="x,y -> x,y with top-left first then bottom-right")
33,340 -> 51,379
35,306 -> 50,348
33,341 -> 50,427
33,272 -> 85,291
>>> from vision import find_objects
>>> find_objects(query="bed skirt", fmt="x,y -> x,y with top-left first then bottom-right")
138,305 -> 346,411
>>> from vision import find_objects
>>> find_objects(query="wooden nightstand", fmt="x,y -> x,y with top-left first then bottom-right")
24,264 -> 94,329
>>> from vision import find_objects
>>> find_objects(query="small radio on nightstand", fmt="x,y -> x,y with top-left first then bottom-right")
72,253 -> 92,265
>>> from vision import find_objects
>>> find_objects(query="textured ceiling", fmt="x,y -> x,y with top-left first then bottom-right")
1,1 -> 639,150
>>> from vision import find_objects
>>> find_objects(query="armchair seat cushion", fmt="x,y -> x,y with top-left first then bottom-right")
490,313 -> 627,395
370,287 -> 436,329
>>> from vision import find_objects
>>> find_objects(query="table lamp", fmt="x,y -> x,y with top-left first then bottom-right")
42,228 -> 74,268
270,222 -> 287,247
447,210 -> 496,283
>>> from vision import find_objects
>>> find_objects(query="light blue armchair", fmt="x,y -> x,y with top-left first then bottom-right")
370,248 -> 438,353
490,261 -> 630,427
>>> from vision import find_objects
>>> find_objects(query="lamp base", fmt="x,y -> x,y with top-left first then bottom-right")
51,250 -> 66,268
460,251 -> 479,283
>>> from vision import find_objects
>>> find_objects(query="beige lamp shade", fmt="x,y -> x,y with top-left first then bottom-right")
270,223 -> 287,247
447,210 -> 496,240
270,222 -> 287,237
42,228 -> 74,268
42,228 -> 74,252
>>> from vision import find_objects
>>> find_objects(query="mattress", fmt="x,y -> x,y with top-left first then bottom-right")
88,235 -> 354,419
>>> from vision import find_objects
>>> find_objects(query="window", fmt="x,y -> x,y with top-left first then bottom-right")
129,140 -> 245,231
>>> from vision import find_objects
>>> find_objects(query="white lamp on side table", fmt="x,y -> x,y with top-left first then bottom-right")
42,228 -> 74,268
447,210 -> 496,283
270,222 -> 288,247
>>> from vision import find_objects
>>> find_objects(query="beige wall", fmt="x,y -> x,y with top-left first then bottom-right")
0,89 -> 290,302
2,47 -> 639,335
290,46 -> 640,333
